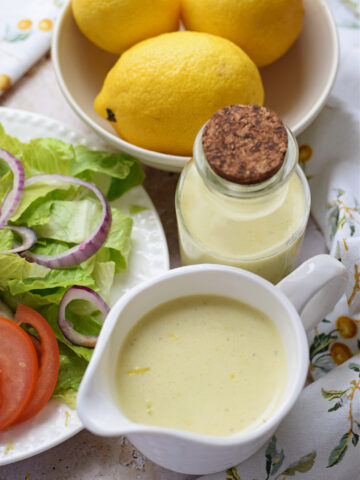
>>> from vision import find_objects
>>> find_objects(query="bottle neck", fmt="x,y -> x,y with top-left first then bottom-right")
193,125 -> 299,199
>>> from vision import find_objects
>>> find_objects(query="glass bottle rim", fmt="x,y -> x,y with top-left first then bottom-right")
193,124 -> 299,199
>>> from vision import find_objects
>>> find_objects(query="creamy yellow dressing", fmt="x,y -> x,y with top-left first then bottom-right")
116,295 -> 286,437
178,164 -> 308,283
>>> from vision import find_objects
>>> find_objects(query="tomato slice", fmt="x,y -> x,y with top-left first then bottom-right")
0,316 -> 38,430
14,305 -> 59,424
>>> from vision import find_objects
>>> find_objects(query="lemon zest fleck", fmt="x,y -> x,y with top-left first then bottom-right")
64,411 -> 70,427
127,367 -> 150,375
4,442 -> 14,455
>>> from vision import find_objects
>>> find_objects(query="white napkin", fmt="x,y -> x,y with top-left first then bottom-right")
200,1 -> 360,478
0,0 -> 63,96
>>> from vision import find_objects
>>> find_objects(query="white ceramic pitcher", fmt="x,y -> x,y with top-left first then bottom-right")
77,255 -> 347,475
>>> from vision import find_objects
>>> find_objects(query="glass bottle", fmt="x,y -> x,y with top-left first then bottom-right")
175,105 -> 310,284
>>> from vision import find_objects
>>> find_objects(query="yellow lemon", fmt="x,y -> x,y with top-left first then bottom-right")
181,0 -> 304,67
95,31 -> 264,156
72,0 -> 180,54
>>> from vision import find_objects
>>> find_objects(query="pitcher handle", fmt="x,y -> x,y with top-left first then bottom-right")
277,254 -> 348,332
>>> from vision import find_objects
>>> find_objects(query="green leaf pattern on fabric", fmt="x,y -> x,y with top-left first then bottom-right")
227,437 -> 316,480
310,331 -> 337,361
324,363 -> 360,468
265,436 -> 284,478
349,363 -> 360,373
309,330 -> 338,373
279,451 -> 316,476
321,388 -> 349,400
327,189 -> 360,240
328,433 -> 350,467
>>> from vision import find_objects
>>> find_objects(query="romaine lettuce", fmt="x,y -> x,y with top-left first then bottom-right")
0,124 -> 145,407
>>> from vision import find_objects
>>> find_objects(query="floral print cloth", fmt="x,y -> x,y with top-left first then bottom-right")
201,1 -> 360,479
0,0 -> 64,96
300,0 -> 360,379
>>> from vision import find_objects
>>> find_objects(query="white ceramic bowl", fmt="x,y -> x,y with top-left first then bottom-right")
52,0 -> 339,172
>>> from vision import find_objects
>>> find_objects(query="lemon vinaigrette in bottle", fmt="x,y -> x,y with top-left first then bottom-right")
175,105 -> 310,283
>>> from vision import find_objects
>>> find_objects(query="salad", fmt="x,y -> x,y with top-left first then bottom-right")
0,123 -> 144,422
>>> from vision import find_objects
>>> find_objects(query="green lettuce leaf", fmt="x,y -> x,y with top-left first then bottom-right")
0,257 -> 96,313
0,125 -> 144,201
39,303 -> 97,362
0,169 -> 13,204
0,253 -> 49,284
0,228 -> 14,251
34,198 -> 101,243
72,145 -> 145,201
102,208 -> 133,272
11,183 -> 78,223
0,124 -> 26,163
0,127 -> 23,202
72,146 -> 133,179
52,342 -> 88,409
21,138 -> 74,176
129,204 -> 148,215
7,267 -> 96,297
92,261 -> 116,303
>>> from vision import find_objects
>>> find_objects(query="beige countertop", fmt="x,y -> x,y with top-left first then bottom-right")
0,53 -> 326,480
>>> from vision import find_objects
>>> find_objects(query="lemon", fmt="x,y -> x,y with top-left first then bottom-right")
94,31 -> 264,156
181,0 -> 304,67
71,0 -> 180,54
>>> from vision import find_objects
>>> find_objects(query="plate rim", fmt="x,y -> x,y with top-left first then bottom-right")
0,106 -> 170,465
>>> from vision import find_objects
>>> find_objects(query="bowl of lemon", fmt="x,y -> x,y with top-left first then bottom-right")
53,0 -> 339,171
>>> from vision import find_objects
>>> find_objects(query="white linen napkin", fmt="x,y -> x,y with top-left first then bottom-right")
200,1 -> 360,478
0,0 -> 63,96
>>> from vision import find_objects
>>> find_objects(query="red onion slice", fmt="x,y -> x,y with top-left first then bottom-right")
21,174 -> 111,269
58,286 -> 110,347
0,225 -> 37,254
0,150 -> 25,229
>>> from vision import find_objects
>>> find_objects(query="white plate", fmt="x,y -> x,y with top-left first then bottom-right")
0,107 -> 170,466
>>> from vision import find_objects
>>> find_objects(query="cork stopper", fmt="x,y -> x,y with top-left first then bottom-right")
201,105 -> 288,185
